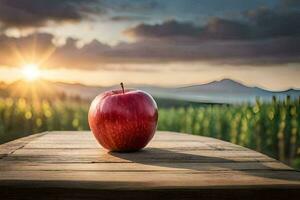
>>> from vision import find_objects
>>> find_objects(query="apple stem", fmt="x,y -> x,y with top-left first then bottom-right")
120,82 -> 125,94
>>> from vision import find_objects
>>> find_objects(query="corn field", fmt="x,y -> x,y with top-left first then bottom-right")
159,97 -> 300,168
0,98 -> 89,144
0,96 -> 299,169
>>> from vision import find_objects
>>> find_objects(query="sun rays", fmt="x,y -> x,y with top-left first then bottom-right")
21,63 -> 41,81
4,33 -> 57,83
1,33 -> 60,101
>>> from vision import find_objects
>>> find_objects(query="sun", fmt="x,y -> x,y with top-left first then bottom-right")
21,64 -> 41,81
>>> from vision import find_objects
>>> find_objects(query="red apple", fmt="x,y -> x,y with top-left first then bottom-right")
88,83 -> 158,152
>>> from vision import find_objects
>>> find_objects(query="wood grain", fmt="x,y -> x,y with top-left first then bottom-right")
0,131 -> 300,200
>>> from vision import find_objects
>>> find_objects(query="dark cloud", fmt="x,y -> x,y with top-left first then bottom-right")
245,7 -> 300,38
126,10 -> 300,42
0,0 -> 101,28
125,18 -> 253,41
116,4 -> 300,66
104,0 -> 160,13
124,20 -> 202,39
0,1 -> 299,69
280,0 -> 300,9
0,31 -> 299,70
107,37 -> 300,65
200,18 -> 252,40
54,4 -> 300,67
110,15 -> 149,22
51,38 -> 112,69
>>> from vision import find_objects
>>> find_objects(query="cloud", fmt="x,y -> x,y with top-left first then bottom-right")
0,1 -> 299,70
126,8 -> 300,42
51,38 -> 112,69
0,0 -> 101,29
117,5 -> 300,66
200,18 -> 252,40
0,31 -> 299,70
110,15 -> 149,22
0,0 -> 159,31
280,0 -> 300,9
245,7 -> 300,38
127,19 -> 246,41
109,37 -> 300,65
57,5 -> 300,67
124,20 -> 202,39
0,32 -> 114,69
104,0 -> 160,13
124,18 -> 252,41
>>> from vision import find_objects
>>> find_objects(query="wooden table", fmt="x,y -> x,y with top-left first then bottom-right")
1,131 -> 300,199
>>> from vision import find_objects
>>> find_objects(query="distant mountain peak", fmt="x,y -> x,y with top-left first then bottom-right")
174,78 -> 267,96
218,78 -> 234,82
216,78 -> 248,87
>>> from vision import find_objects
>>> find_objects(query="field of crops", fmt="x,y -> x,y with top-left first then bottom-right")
0,97 -> 299,168
159,97 -> 300,168
0,98 -> 89,144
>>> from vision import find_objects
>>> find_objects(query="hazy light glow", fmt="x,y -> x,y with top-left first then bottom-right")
0,63 -> 298,90
21,64 -> 41,81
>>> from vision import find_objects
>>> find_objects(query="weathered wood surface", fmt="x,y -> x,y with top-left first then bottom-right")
0,131 -> 300,200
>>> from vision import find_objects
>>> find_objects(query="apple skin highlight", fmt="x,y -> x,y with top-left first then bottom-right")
88,88 -> 158,152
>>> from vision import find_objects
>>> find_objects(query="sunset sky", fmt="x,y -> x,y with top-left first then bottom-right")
0,0 -> 299,90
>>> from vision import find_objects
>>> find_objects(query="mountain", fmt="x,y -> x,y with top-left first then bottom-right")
169,79 -> 300,103
176,79 -> 264,94
5,79 -> 300,104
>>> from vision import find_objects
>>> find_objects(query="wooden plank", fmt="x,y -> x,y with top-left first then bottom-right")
1,170 -> 300,189
10,148 -> 267,157
1,156 -> 275,164
0,132 -> 46,158
25,131 -> 249,151
1,151 -> 276,163
0,161 -> 291,171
